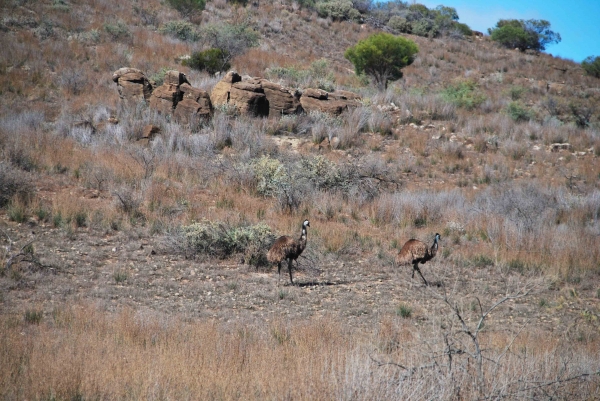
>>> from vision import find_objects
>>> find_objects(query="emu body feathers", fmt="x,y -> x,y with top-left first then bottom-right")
396,233 -> 440,286
267,220 -> 310,284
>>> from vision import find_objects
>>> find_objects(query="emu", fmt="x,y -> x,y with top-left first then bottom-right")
395,233 -> 440,286
267,220 -> 310,285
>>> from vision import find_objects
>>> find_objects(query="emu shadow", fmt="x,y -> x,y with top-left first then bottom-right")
293,280 -> 347,288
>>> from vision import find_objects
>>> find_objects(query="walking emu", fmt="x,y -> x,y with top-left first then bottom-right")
267,220 -> 310,285
395,233 -> 441,286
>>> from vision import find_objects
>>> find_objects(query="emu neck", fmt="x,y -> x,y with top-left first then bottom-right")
430,238 -> 438,254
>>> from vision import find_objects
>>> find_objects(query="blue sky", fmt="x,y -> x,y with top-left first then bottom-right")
417,0 -> 600,62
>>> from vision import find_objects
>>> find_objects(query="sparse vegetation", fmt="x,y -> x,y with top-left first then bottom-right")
1,0 -> 600,399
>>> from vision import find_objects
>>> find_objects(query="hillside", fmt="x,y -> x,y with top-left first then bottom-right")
1,0 -> 600,399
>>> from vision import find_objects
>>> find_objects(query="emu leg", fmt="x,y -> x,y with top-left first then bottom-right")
414,266 -> 428,286
278,261 -> 282,282
288,258 -> 294,285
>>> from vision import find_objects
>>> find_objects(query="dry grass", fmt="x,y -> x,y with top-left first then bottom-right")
1,302 -> 598,400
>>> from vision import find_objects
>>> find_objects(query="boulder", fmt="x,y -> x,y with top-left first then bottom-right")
210,71 -> 242,106
112,67 -> 153,103
300,88 -> 359,116
148,70 -> 191,114
254,79 -> 302,115
175,83 -> 213,124
229,82 -> 269,117
210,72 -> 269,116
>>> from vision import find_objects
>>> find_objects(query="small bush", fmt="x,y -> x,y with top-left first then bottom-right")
178,220 -> 276,261
505,101 -> 531,122
24,309 -> 43,324
159,20 -> 200,41
0,163 -> 34,208
316,0 -> 362,22
103,20 -> 131,42
441,80 -> 486,110
166,0 -> 206,17
7,201 -> 28,223
113,270 -> 128,283
396,304 -> 412,318
183,48 -> 229,74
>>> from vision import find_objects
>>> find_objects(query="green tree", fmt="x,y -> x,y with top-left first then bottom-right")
489,19 -> 561,51
344,32 -> 418,90
582,56 -> 600,78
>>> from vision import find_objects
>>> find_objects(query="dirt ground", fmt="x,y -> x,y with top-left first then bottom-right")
2,211 -> 599,343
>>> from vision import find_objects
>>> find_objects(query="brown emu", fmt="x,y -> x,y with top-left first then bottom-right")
395,233 -> 440,286
267,220 -> 310,285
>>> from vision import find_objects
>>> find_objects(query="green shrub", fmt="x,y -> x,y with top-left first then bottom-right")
103,20 -> 131,42
149,68 -> 170,87
179,220 -> 276,262
113,270 -> 128,283
24,309 -> 43,324
0,163 -> 33,208
387,16 -> 412,33
7,202 -> 27,223
507,85 -> 526,100
452,22 -> 472,36
183,48 -> 230,74
396,304 -> 412,318
411,19 -> 438,38
166,0 -> 206,17
505,101 -> 531,122
198,22 -> 259,68
316,0 -> 362,22
582,56 -> 600,79
159,20 -> 199,41
252,156 -> 288,197
441,80 -> 486,109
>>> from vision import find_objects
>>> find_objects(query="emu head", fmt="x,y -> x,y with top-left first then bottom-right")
303,220 -> 310,228
434,233 -> 441,242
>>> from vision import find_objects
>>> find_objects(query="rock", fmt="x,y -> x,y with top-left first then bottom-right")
303,88 -> 328,100
229,82 -> 269,117
549,143 -> 572,152
330,136 -> 341,149
210,71 -> 242,106
175,83 -> 213,124
300,88 -> 358,116
142,124 -> 161,139
112,67 -> 153,103
255,79 -> 302,115
210,72 -> 269,116
148,83 -> 180,115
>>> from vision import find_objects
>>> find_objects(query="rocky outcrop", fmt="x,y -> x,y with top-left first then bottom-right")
112,67 -> 153,103
300,88 -> 360,116
210,72 -> 360,117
